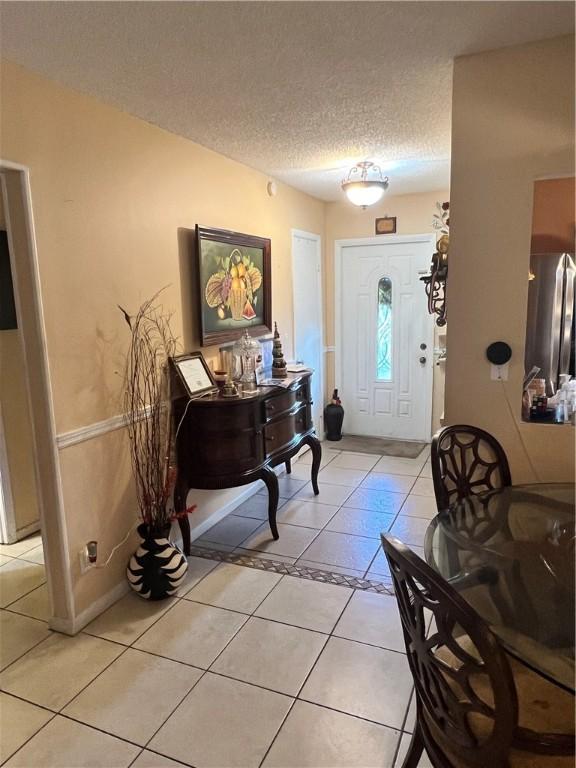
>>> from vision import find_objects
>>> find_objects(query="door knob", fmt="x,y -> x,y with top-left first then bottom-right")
419,356 -> 427,364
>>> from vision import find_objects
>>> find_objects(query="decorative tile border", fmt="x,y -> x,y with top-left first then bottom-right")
189,544 -> 395,595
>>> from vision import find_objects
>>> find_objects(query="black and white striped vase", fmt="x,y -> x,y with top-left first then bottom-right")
127,523 -> 188,600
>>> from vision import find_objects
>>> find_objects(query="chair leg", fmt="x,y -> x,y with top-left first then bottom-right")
401,724 -> 425,768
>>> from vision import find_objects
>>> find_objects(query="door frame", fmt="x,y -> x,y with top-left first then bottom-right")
0,159 -> 74,629
0,403 -> 16,542
291,229 -> 324,434
334,233 -> 436,442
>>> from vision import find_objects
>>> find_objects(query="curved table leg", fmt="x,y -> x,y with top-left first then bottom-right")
260,466 -> 280,540
174,477 -> 191,556
303,434 -> 322,495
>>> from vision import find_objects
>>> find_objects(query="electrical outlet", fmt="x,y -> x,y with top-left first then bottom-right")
79,549 -> 93,574
79,542 -> 97,574
490,362 -> 509,381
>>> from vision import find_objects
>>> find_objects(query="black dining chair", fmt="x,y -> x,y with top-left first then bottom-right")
430,425 -> 511,511
381,533 -> 575,768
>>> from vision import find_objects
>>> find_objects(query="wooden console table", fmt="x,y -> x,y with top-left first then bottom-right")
172,371 -> 321,555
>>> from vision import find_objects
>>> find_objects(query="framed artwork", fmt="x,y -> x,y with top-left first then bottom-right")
375,217 -> 397,235
196,225 -> 272,346
172,352 -> 217,399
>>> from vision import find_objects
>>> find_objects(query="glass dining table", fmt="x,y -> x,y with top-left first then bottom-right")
424,483 -> 575,694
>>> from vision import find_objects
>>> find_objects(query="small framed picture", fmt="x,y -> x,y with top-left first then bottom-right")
375,217 -> 397,235
172,352 -> 217,399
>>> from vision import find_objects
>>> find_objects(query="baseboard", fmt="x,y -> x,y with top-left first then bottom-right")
15,521 -> 41,540
186,481 -> 264,542
49,579 -> 129,635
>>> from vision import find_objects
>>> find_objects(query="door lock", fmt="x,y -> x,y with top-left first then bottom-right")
420,343 -> 427,350
419,356 -> 427,364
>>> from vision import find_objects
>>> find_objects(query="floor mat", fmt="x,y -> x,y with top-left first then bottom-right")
326,435 -> 427,458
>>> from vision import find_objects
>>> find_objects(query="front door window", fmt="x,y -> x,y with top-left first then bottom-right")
377,277 -> 392,380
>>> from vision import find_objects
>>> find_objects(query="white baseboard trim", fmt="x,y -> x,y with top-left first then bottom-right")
49,579 -> 130,635
15,521 -> 41,540
187,482 -> 264,542
56,406 -> 152,450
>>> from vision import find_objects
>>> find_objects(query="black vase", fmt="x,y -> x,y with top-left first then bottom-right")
324,393 -> 344,441
127,523 -> 188,600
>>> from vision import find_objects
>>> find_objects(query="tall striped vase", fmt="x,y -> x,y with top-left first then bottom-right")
127,523 -> 188,600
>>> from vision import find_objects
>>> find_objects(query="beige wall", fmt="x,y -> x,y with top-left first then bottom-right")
1,60 -> 324,621
0,194 -> 40,538
324,190 -> 449,431
446,35 -> 575,483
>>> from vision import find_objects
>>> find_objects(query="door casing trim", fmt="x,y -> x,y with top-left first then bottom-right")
291,228 -> 324,432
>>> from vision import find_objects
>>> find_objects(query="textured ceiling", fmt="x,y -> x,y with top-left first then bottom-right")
1,2 -> 573,200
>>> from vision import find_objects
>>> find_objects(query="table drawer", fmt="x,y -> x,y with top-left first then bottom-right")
264,390 -> 296,421
263,414 -> 296,454
263,382 -> 310,422
263,404 -> 310,457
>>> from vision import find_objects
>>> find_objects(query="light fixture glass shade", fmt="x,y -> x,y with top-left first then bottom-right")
343,182 -> 386,207
341,161 -> 389,208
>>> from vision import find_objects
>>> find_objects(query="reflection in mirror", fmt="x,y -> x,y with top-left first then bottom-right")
523,178 -> 575,423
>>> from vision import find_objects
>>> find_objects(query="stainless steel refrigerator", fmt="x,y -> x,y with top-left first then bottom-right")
525,252 -> 576,396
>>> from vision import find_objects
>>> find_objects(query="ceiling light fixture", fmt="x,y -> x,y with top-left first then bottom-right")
341,161 -> 389,208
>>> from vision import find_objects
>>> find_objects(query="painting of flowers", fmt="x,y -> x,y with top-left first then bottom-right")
196,226 -> 272,346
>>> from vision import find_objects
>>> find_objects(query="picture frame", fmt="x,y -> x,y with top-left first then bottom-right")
195,225 -> 272,346
375,216 -> 397,235
172,352 -> 217,399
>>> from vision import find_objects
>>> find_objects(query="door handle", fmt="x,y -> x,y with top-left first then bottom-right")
419,356 -> 427,364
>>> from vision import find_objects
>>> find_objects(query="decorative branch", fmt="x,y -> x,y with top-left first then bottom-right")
121,289 -> 178,532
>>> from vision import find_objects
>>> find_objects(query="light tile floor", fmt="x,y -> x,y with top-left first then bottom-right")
0,446 -> 434,767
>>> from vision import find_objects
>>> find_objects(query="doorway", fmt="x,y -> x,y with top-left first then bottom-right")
0,162 -> 73,629
0,226 -> 41,544
335,234 -> 435,441
291,229 -> 324,435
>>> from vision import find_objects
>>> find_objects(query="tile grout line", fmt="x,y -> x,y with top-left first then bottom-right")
0,616 -> 53,674
140,565 -> 300,761
2,584 -> 220,767
1,562 -> 225,764
138,543 -> 409,765
2,577 -> 48,613
256,570 -> 356,767
0,691 -> 60,766
196,453 -> 433,580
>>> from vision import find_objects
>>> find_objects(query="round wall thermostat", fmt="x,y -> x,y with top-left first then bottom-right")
486,341 -> 512,365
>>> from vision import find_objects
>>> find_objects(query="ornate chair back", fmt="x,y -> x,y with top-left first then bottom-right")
382,534 -> 518,768
431,425 -> 511,510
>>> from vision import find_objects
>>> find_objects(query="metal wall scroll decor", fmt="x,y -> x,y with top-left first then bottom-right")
421,202 -> 449,327
420,249 -> 448,326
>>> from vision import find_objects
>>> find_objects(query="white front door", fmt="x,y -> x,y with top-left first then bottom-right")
336,235 -> 435,441
292,230 -> 324,434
